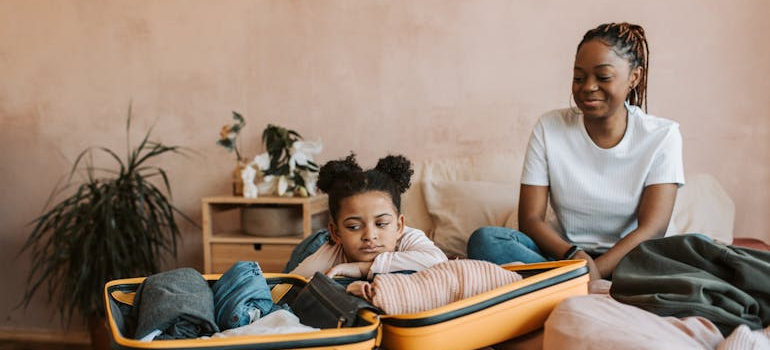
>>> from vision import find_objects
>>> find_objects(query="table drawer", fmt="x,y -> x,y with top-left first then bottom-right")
210,243 -> 295,273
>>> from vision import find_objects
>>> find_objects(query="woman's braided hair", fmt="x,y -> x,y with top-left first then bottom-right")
579,22 -> 650,111
317,153 -> 413,221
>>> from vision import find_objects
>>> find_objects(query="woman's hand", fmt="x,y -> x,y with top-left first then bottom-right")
325,262 -> 373,279
593,183 -> 678,278
573,250 -> 601,281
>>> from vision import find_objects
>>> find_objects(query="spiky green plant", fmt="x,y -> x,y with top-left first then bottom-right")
20,108 -> 193,325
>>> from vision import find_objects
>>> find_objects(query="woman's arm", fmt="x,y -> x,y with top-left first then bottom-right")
593,183 -> 678,278
519,184 -> 601,280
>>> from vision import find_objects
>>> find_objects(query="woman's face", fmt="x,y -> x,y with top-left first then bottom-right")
329,191 -> 404,262
572,39 -> 641,121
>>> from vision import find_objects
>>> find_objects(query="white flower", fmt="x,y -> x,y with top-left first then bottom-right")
257,174 -> 293,197
300,171 -> 318,196
240,165 -> 258,198
277,175 -> 290,196
257,175 -> 276,195
251,152 -> 271,172
289,140 -> 322,174
293,140 -> 323,155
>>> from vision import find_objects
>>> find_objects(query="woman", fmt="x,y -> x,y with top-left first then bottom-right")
467,22 -> 684,280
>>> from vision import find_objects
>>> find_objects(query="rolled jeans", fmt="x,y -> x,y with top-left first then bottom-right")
466,226 -> 552,265
211,261 -> 275,330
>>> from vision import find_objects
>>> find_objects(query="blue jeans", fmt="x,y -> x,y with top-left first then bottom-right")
466,226 -> 551,264
467,227 -> 714,266
211,261 -> 275,330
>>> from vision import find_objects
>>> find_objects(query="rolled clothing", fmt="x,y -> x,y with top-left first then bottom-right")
362,259 -> 523,314
132,268 -> 219,340
212,261 -> 276,330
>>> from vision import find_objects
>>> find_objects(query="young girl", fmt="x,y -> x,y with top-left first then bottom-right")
468,22 -> 684,280
290,154 -> 448,279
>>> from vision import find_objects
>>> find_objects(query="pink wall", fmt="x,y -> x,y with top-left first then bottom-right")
2,0 -> 768,335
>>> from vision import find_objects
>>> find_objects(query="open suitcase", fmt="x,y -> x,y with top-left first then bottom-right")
104,273 -> 381,350
379,260 -> 589,350
105,260 -> 587,350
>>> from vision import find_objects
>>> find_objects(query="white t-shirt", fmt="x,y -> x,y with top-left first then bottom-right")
521,103 -> 685,251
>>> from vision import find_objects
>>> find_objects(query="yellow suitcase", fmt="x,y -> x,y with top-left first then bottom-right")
104,273 -> 381,350
379,260 -> 589,350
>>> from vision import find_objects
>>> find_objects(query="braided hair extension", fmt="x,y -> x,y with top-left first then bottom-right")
579,22 -> 650,111
316,153 -> 413,221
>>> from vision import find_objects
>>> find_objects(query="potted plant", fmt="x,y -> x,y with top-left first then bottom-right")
216,112 -> 322,197
256,123 -> 321,197
19,108 -> 193,348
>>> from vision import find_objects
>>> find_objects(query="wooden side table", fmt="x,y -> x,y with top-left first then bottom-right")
201,195 -> 329,273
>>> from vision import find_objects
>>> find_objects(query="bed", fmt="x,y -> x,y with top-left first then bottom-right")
401,153 -> 768,349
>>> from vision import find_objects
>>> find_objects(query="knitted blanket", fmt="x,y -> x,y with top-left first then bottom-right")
367,259 -> 522,315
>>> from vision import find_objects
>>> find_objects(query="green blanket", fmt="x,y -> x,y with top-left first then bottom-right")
610,234 -> 770,336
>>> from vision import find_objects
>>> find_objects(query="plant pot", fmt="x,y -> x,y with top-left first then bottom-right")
241,205 -> 303,237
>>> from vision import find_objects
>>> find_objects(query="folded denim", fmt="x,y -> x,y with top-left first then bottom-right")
212,261 -> 276,330
132,267 -> 219,340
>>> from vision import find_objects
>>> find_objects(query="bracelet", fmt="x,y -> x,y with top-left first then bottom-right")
562,245 -> 583,260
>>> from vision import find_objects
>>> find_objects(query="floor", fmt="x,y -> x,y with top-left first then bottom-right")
0,340 -> 90,350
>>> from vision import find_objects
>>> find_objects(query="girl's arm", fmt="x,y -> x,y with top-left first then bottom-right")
593,183 -> 678,278
325,228 -> 448,279
366,228 -> 448,278
518,184 -> 601,280
290,243 -> 341,279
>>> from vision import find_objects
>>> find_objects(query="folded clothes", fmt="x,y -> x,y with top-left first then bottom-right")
361,259 -> 523,314
132,268 -> 219,340
212,261 -> 276,330
202,310 -> 320,338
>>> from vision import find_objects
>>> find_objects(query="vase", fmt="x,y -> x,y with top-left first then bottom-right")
232,161 -> 248,196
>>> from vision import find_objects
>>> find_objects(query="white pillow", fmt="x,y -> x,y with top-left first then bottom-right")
423,180 -> 519,258
666,173 -> 734,244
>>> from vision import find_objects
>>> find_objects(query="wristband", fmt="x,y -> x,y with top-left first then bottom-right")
562,245 -> 583,260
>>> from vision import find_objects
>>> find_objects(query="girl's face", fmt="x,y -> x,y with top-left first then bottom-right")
572,39 -> 641,121
329,191 -> 405,262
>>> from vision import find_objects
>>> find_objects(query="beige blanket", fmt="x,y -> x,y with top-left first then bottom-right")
544,292 -> 770,350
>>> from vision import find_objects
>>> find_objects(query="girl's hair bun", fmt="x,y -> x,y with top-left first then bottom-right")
318,152 -> 414,221
374,154 -> 413,194
317,153 -> 362,193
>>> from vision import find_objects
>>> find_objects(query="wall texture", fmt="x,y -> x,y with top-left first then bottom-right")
1,0 -> 768,336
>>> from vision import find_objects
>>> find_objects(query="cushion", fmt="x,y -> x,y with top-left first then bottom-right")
403,153 -> 524,235
666,173 -> 734,244
423,180 -> 518,258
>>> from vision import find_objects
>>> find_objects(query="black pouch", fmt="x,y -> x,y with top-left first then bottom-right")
291,272 -> 380,329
